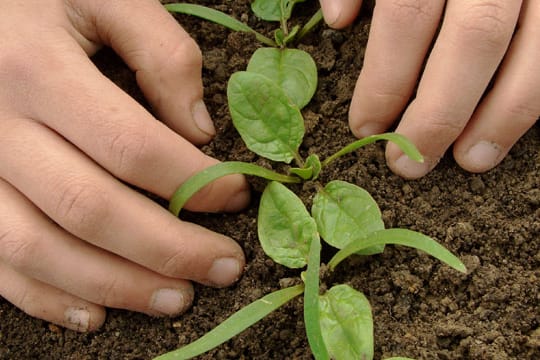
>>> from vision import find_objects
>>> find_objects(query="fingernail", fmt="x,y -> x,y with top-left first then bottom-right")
64,307 -> 90,332
465,141 -> 502,171
393,154 -> 435,179
151,288 -> 189,316
192,100 -> 216,137
354,122 -> 385,138
320,1 -> 341,25
207,257 -> 242,287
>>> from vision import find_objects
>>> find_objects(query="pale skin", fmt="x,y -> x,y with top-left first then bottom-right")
320,0 -> 539,179
0,0 -> 251,331
1,0 -> 537,334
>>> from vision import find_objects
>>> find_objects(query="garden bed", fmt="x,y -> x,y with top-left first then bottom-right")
1,1 -> 538,359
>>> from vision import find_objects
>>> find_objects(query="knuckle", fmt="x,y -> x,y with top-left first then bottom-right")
0,227 -> 40,272
93,275 -> 120,307
170,36 -> 203,69
383,0 -> 437,26
106,125 -> 152,177
54,178 -> 109,238
455,2 -> 515,50
158,243 -> 191,278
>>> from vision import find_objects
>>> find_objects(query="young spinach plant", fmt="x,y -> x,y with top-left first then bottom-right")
157,2 -> 467,359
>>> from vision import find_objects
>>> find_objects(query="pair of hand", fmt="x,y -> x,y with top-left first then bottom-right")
0,0 -> 537,332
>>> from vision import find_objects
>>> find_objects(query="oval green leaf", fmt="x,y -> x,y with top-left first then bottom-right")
228,71 -> 304,163
251,0 -> 307,21
258,181 -> 318,268
247,48 -> 317,109
319,285 -> 374,360
312,180 -> 385,255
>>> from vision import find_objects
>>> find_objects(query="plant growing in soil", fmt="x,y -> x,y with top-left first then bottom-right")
157,2 -> 467,359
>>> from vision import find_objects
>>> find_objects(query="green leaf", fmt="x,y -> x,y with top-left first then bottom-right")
328,228 -> 467,273
153,284 -> 304,360
251,0 -> 307,21
304,232 -> 329,360
164,3 -> 276,47
289,154 -> 321,181
258,181 -> 318,268
319,285 -> 374,360
247,48 -> 317,109
312,181 -> 385,255
169,162 -> 300,216
322,133 -> 424,168
228,71 -> 305,163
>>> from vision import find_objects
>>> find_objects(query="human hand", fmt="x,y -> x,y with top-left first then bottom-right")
320,0 -> 539,178
0,0 -> 250,332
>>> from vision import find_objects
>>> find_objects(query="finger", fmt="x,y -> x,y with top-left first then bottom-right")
0,119 -> 245,288
385,0 -> 522,179
454,0 -> 540,172
349,0 -> 446,138
0,261 -> 105,332
67,0 -> 215,144
0,177 -> 194,317
319,0 -> 363,28
2,38 -> 249,213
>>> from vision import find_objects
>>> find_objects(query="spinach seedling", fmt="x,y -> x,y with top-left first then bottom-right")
157,2 -> 467,359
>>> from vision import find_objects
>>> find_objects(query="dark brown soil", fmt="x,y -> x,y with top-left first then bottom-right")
1,1 -> 539,359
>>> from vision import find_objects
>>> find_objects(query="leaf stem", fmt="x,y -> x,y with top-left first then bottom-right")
169,162 -> 301,216
304,235 -> 329,360
154,285 -> 304,360
165,3 -> 277,47
328,229 -> 467,273
297,9 -> 323,42
321,133 -> 424,168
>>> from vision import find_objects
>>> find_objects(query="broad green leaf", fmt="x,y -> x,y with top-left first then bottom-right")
328,228 -> 467,273
247,48 -> 317,109
228,71 -> 304,163
251,0 -> 307,21
258,181 -> 318,268
312,181 -> 385,255
165,3 -> 275,47
169,162 -> 300,216
304,232 -> 329,360
319,285 -> 374,360
154,284 -> 304,360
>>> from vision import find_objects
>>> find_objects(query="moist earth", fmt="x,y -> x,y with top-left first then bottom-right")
1,1 -> 539,359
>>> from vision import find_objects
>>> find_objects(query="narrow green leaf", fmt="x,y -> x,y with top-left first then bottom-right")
228,71 -> 305,163
251,0 -> 307,21
322,133 -> 424,168
247,48 -> 317,109
328,229 -> 467,273
165,3 -> 276,47
169,162 -> 300,216
258,182 -> 318,268
319,285 -> 374,360
153,285 -> 304,360
312,181 -> 385,255
304,233 -> 329,360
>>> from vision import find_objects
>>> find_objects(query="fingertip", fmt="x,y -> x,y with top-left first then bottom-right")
184,173 -> 251,213
149,284 -> 194,317
320,0 -> 362,29
454,140 -> 505,173
64,304 -> 106,332
386,143 -> 438,180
